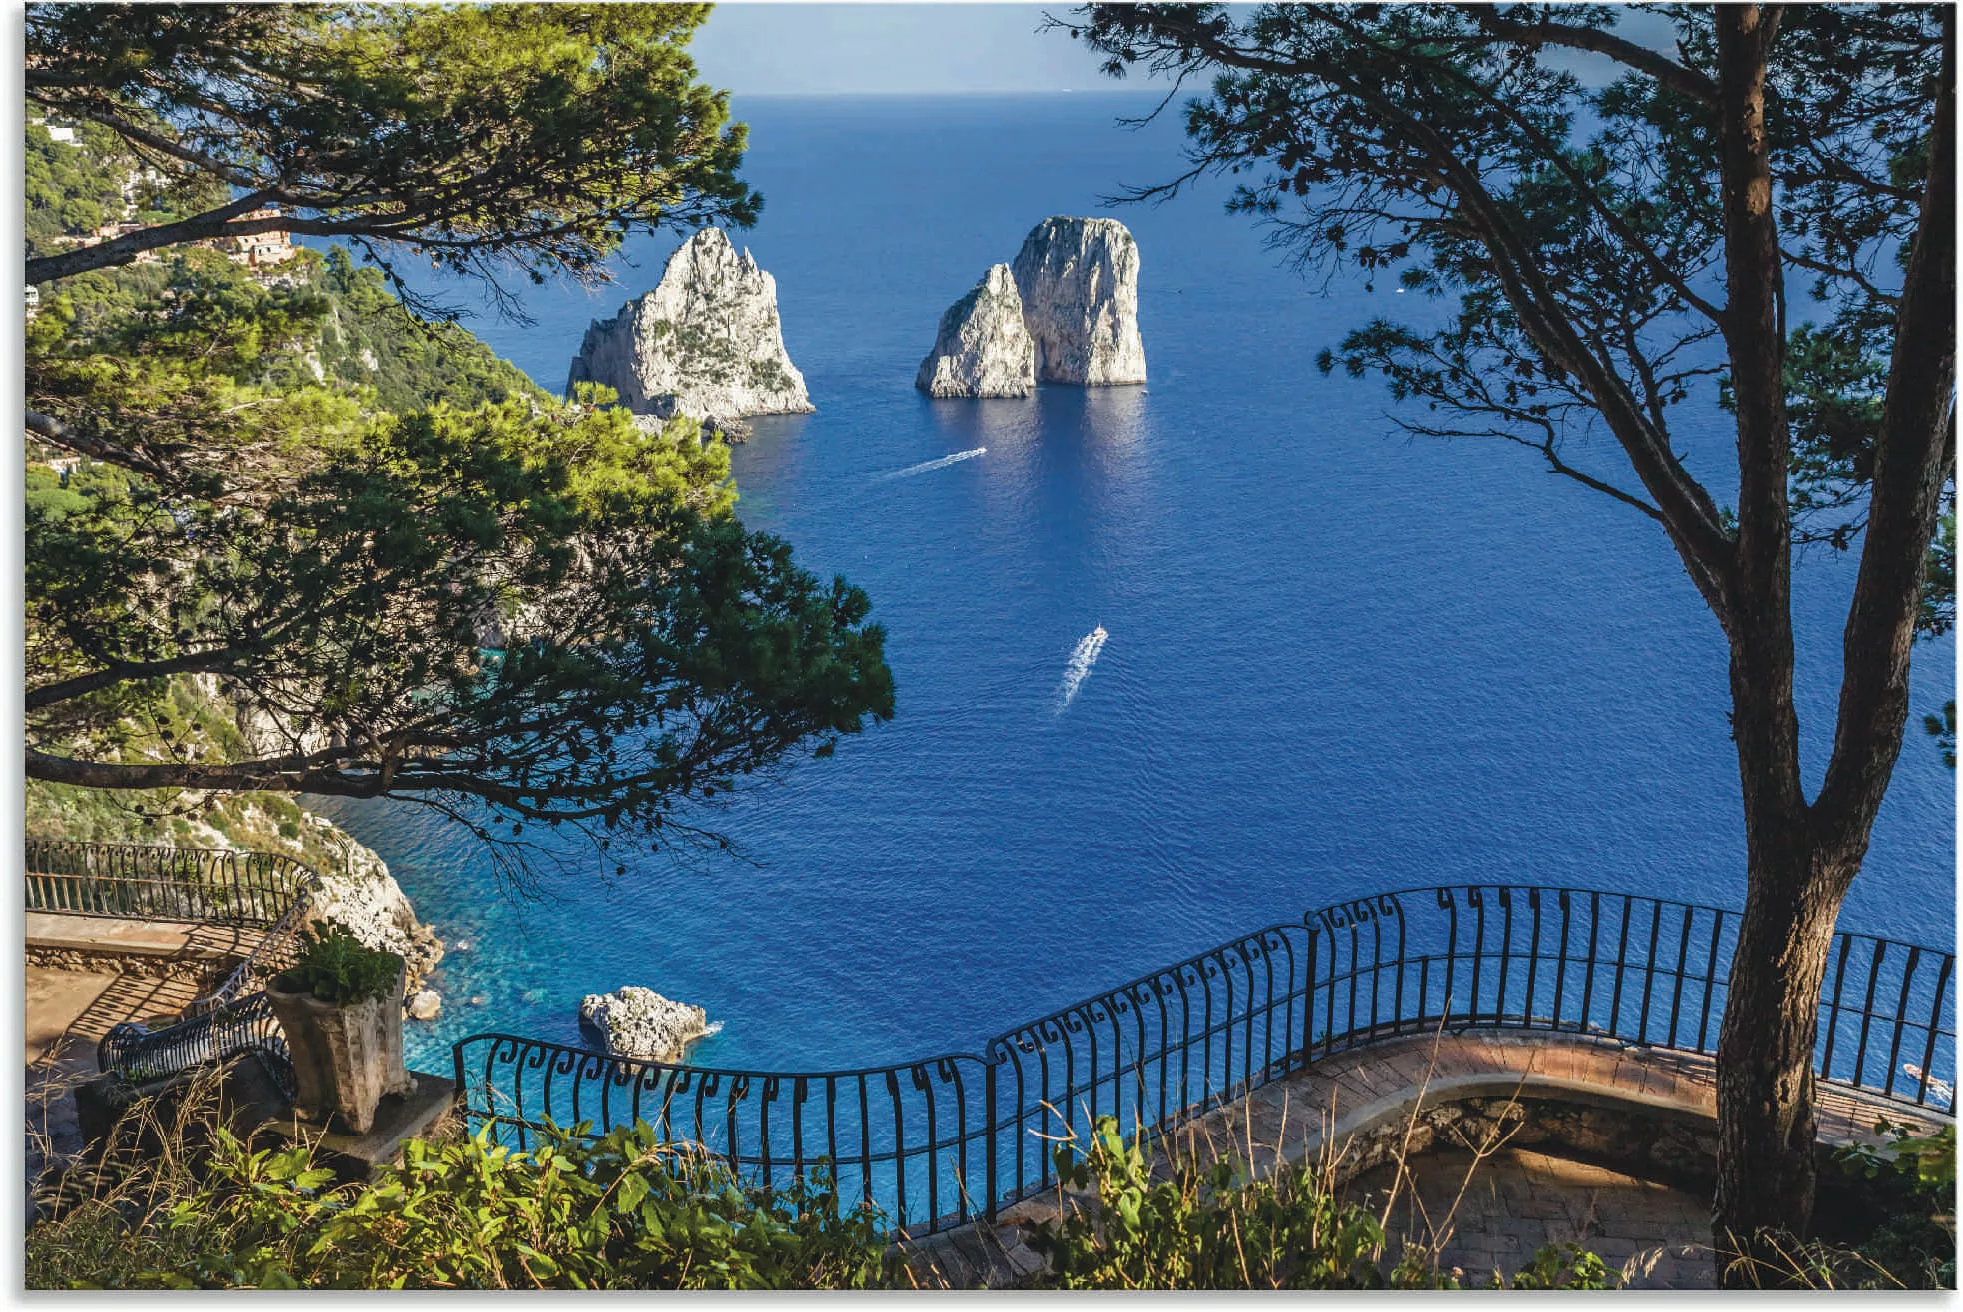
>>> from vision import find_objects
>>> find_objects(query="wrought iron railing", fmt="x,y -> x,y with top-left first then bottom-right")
24,840 -> 315,1093
97,991 -> 296,1099
26,838 -> 306,926
100,885 -> 317,1097
454,883 -> 1956,1237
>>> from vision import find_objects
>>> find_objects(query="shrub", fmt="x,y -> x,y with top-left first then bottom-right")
273,921 -> 401,1004
1831,1119 -> 1957,1289
31,1113 -> 890,1290
1722,1120 -> 1957,1289
1025,1114 -> 1617,1290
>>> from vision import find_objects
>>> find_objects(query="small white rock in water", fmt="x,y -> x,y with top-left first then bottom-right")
451,940 -> 470,953
578,986 -> 719,1063
405,989 -> 442,1022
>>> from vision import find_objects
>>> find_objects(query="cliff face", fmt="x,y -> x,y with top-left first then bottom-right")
565,228 -> 814,434
1010,217 -> 1146,386
306,834 -> 444,995
915,263 -> 1036,398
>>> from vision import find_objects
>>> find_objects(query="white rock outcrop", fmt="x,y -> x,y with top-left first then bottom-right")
578,987 -> 719,1063
405,989 -> 442,1022
1010,217 -> 1146,386
566,228 -> 814,437
915,263 -> 1036,398
308,853 -> 444,994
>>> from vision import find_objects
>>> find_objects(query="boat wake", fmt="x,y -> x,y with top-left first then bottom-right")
878,447 -> 987,481
1055,625 -> 1108,714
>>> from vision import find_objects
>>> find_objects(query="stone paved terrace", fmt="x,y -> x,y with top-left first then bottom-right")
1350,1145 -> 1717,1287
24,912 -> 253,1201
26,964 -> 212,1201
898,1029 -> 1952,1289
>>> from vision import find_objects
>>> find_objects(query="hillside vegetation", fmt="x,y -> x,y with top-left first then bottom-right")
26,115 -> 544,863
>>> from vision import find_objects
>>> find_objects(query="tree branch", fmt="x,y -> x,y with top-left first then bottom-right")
27,647 -> 257,710
1457,5 -> 1721,106
1814,12 -> 1957,840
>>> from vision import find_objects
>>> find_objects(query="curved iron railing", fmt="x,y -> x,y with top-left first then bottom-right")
97,991 -> 296,1099
27,838 -> 306,926
454,882 -> 1956,1237
97,887 -> 316,1098
25,840 -> 315,1093
179,889 -> 315,1020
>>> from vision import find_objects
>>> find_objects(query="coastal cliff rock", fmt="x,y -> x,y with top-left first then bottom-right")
915,263 -> 1036,397
1010,217 -> 1146,386
565,228 -> 813,436
578,986 -> 719,1063
307,845 -> 444,995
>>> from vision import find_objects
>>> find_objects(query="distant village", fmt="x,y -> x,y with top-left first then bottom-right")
58,207 -> 297,272
28,116 -> 296,317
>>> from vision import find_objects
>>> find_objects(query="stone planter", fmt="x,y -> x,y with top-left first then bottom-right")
266,962 -> 412,1133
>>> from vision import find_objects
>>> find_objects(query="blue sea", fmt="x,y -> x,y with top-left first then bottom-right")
308,94 -> 1955,1075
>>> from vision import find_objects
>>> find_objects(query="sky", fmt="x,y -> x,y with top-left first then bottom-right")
687,3 -> 1686,96
688,4 -> 1114,95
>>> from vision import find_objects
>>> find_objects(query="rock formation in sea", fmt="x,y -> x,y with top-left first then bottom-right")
405,989 -> 442,1022
915,263 -> 1036,397
1010,216 -> 1147,386
578,986 -> 719,1062
565,227 -> 814,439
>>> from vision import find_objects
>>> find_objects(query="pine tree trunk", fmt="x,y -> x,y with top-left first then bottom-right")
1709,11 -> 1955,1283
1712,845 -> 1849,1280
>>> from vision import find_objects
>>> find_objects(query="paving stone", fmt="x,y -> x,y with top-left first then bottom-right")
898,1028 -> 1941,1288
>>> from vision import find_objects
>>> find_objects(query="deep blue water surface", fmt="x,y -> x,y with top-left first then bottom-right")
310,95 -> 1955,1074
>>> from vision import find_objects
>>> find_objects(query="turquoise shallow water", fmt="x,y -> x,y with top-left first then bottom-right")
306,94 -> 1954,1076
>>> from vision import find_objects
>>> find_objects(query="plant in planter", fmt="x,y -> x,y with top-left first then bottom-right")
266,922 -> 412,1134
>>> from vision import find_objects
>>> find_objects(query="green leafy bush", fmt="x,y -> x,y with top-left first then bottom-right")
1831,1119 -> 1957,1289
274,921 -> 401,1004
30,1116 -> 889,1290
1724,1119 -> 1957,1289
1026,1115 -> 1617,1290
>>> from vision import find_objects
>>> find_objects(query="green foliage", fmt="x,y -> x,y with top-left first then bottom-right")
1081,4 -> 1950,625
1725,1119 -> 1960,1289
24,108 -> 228,259
26,4 -> 759,298
293,247 -> 546,414
1026,1115 -> 1616,1290
1504,1242 -> 1618,1290
1840,1119 -> 1957,1194
30,1118 -> 889,1290
23,19 -> 893,871
1925,509 -> 1956,641
275,922 -> 402,1005
1831,1120 -> 1958,1289
1924,700 -> 1956,770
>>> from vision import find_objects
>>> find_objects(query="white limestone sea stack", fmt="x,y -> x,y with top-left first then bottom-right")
914,263 -> 1036,397
566,228 -> 814,440
578,986 -> 721,1063
1011,216 -> 1146,386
